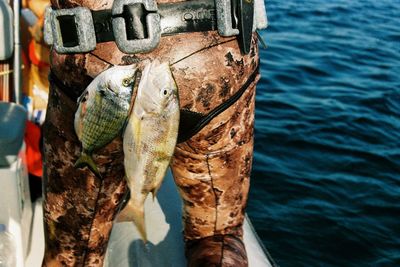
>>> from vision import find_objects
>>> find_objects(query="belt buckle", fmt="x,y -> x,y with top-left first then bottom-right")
44,7 -> 96,53
215,0 -> 239,37
216,0 -> 254,54
112,0 -> 161,54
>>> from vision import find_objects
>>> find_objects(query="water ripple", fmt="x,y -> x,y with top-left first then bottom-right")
249,0 -> 400,266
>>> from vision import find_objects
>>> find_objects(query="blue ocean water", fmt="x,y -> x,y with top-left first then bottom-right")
248,0 -> 400,266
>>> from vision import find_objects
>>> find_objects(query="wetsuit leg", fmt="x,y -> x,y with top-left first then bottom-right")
44,0 -> 259,263
171,76 -> 258,267
42,81 -> 127,266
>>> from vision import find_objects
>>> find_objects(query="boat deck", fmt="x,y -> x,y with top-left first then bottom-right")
25,170 -> 276,266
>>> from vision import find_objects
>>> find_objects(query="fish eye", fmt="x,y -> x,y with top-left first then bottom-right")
122,78 -> 131,87
163,90 -> 168,96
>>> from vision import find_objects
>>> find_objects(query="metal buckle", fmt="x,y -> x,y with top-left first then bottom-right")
112,0 -> 161,54
43,7 -> 53,46
43,0 -> 261,55
215,0 -> 254,54
44,7 -> 96,53
215,0 -> 239,37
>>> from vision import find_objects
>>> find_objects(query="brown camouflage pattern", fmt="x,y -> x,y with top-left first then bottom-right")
171,77 -> 257,240
185,235 -> 248,267
42,82 -> 127,266
44,0 -> 259,266
171,74 -> 257,267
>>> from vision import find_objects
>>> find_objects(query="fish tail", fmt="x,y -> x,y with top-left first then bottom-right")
117,199 -> 147,242
74,152 -> 102,179
151,188 -> 159,201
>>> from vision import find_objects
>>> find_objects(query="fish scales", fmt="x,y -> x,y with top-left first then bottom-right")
118,60 -> 180,242
80,96 -> 128,150
74,65 -> 138,177
141,116 -> 175,190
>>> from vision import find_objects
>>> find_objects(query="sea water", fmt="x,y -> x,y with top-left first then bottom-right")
248,0 -> 400,266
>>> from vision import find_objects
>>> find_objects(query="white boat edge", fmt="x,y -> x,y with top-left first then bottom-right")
25,169 -> 277,267
104,169 -> 277,267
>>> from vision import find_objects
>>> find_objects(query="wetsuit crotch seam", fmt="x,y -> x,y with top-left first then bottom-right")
205,154 -> 219,236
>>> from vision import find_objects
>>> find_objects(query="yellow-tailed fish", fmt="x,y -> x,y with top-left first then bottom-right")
118,60 -> 180,242
74,65 -> 137,178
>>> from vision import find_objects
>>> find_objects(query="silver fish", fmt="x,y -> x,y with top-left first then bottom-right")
118,60 -> 180,242
74,65 -> 137,177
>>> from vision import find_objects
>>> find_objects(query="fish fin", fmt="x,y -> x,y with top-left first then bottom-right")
121,117 -> 129,136
150,185 -> 162,201
131,115 -> 142,154
77,88 -> 89,104
117,199 -> 147,243
74,152 -> 102,179
142,181 -> 158,201
151,189 -> 157,201
95,90 -> 104,107
74,100 -> 87,140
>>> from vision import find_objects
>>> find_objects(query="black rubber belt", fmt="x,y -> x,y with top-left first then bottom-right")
57,0 -> 218,45
177,65 -> 259,143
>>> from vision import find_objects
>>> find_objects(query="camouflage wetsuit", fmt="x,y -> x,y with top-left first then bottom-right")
43,0 -> 260,266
